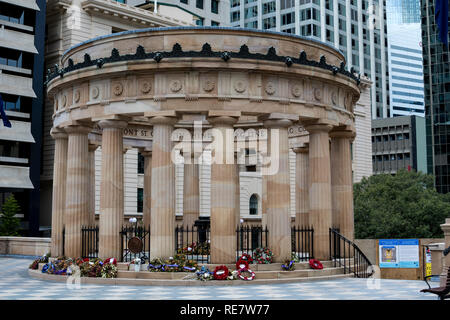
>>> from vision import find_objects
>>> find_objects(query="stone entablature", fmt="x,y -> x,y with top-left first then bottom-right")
48,27 -> 360,263
47,27 -> 359,131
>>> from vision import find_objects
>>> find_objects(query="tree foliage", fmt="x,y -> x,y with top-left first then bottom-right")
354,169 -> 450,239
0,194 -> 21,236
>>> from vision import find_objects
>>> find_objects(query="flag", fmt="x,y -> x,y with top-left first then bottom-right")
0,94 -> 12,128
435,0 -> 449,45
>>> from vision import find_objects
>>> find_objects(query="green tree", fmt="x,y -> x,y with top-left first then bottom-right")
354,169 -> 450,239
0,194 -> 21,236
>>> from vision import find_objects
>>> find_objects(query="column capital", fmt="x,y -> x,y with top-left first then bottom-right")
259,113 -> 298,128
98,119 -> 128,130
63,124 -> 93,135
88,144 -> 99,152
303,122 -> 333,134
329,129 -> 356,140
139,148 -> 152,158
293,146 -> 309,154
50,127 -> 68,140
145,110 -> 179,126
207,110 -> 240,127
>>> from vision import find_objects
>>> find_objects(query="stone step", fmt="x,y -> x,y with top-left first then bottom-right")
29,268 -> 354,286
117,266 -> 346,280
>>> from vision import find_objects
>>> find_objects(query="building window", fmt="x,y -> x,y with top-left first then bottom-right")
231,0 -> 239,7
245,6 -> 258,19
138,152 -> 144,174
211,20 -> 219,26
263,1 -> 276,14
196,18 -> 204,25
196,0 -> 204,9
281,12 -> 294,25
263,16 -> 276,30
231,11 -> 240,23
280,0 -> 295,10
249,194 -> 258,215
180,0 -> 188,4
137,188 -> 143,213
211,0 -> 219,14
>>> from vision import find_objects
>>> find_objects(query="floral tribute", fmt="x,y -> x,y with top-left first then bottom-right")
37,257 -> 118,278
238,268 -> 255,281
29,253 -> 50,270
281,260 -> 295,271
253,247 -> 274,264
177,241 -> 210,255
146,254 -> 198,272
309,259 -> 323,270
212,265 -> 229,280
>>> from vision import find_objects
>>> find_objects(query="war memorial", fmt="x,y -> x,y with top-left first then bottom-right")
31,26 -> 375,284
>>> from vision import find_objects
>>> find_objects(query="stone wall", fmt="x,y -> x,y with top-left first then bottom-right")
0,237 -> 51,256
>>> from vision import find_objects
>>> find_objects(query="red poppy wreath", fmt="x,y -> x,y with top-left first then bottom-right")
309,259 -> 323,270
213,265 -> 229,280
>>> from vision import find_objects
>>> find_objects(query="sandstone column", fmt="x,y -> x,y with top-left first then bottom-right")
98,119 -> 127,259
141,149 -> 152,227
183,151 -> 200,228
147,113 -> 178,259
88,144 -> 98,226
330,129 -> 355,240
293,145 -> 309,227
208,111 -> 240,263
261,115 -> 293,262
441,219 -> 450,286
304,122 -> 333,261
64,124 -> 92,258
50,128 -> 68,257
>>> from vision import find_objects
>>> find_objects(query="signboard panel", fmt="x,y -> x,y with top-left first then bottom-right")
379,239 -> 419,268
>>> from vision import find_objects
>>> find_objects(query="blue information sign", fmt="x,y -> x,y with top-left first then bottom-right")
379,239 -> 419,268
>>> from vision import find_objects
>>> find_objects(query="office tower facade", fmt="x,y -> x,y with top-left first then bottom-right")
230,0 -> 390,120
371,115 -> 427,174
421,0 -> 450,193
386,0 -> 420,24
0,0 -> 45,236
386,0 -> 424,117
128,0 -> 230,26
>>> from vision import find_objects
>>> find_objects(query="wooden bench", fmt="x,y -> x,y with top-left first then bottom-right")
421,267 -> 450,300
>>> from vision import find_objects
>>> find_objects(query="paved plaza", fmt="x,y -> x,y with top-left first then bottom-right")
0,256 -> 441,300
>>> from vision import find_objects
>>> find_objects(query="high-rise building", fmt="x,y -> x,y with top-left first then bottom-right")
129,0 -> 229,26
421,0 -> 450,193
229,0 -> 390,120
0,0 -> 46,236
386,0 -> 424,117
386,0 -> 420,24
371,115 -> 427,174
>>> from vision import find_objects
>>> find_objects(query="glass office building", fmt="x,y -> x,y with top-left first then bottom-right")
421,0 -> 450,192
386,0 -> 424,117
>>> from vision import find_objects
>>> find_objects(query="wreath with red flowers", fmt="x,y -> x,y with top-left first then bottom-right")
238,253 -> 253,264
238,268 -> 255,281
213,265 -> 229,280
309,259 -> 323,270
236,259 -> 249,270
253,247 -> 274,264
103,258 -> 117,265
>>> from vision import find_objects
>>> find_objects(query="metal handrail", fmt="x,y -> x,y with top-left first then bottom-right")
329,228 -> 374,278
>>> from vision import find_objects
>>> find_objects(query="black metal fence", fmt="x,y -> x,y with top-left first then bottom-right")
329,228 -> 373,278
62,227 -> 65,257
120,224 -> 150,263
236,225 -> 268,261
291,226 -> 314,261
175,225 -> 210,263
81,225 -> 99,259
